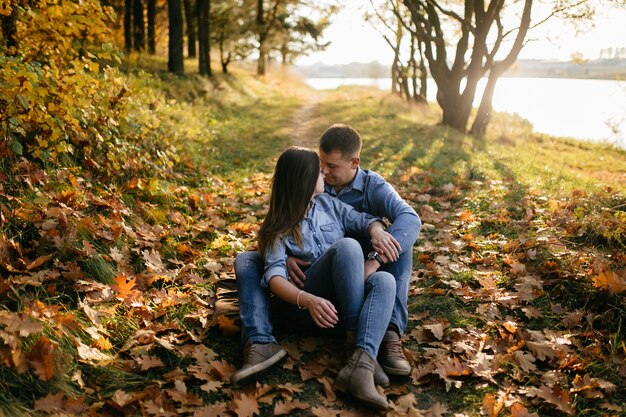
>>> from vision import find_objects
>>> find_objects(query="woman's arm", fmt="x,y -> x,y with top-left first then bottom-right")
268,276 -> 339,329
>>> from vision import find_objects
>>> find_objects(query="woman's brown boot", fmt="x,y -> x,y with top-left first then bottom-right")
345,332 -> 389,388
334,348 -> 389,410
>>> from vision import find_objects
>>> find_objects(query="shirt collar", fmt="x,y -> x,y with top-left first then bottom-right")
324,167 -> 365,196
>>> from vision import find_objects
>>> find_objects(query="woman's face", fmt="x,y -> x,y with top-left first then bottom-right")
313,169 -> 325,197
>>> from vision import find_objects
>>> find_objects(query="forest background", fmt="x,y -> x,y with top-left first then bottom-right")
1,1 -> 625,416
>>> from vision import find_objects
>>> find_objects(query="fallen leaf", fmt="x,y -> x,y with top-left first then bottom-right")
200,380 -> 223,393
274,399 -> 309,415
112,274 -> 137,300
137,355 -> 164,370
75,340 -> 112,364
514,350 -> 537,373
423,323 -> 446,340
216,314 -> 240,336
592,270 -> 626,294
232,392 -> 260,417
27,336 -> 57,381
0,312 -> 43,337
521,306 -> 543,319
510,402 -> 539,417
426,401 -> 449,417
34,392 -> 64,412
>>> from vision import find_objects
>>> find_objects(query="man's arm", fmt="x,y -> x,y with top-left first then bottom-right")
368,179 -> 421,256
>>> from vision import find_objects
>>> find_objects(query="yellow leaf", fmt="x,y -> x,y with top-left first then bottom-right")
592,270 -> 626,294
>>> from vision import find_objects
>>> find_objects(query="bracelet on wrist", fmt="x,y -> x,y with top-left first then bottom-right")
296,290 -> 307,309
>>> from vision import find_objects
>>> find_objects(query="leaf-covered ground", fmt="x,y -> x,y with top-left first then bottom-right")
1,68 -> 625,417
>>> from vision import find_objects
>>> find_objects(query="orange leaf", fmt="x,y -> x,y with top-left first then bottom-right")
112,274 -> 136,300
232,392 -> 260,417
216,314 -> 240,336
26,255 -> 52,271
510,403 -> 539,417
459,209 -> 473,222
27,336 -> 57,381
592,270 -> 626,294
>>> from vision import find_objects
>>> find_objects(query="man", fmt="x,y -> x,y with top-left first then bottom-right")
231,124 -> 421,385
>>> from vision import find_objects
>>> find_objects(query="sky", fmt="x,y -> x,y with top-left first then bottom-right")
295,2 -> 626,66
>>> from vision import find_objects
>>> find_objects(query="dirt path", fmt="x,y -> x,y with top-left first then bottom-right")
289,93 -> 322,148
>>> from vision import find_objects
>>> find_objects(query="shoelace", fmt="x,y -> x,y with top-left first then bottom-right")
243,344 -> 259,362
383,339 -> 403,356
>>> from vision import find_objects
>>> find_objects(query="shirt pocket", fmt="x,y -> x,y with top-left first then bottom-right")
319,223 -> 343,244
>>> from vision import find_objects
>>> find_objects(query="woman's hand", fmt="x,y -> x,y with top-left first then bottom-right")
301,292 -> 338,328
369,224 -> 401,263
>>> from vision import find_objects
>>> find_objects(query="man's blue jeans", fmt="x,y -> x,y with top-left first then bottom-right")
235,238 -> 396,358
381,249 -> 412,337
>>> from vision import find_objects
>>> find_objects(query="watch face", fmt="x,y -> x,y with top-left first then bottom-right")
368,251 -> 377,259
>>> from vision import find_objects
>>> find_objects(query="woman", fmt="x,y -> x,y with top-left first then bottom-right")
258,146 -> 395,410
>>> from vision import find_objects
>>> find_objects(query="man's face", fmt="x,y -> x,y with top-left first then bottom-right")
319,150 -> 359,190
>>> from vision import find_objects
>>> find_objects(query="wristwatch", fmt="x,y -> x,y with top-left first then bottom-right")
367,251 -> 385,266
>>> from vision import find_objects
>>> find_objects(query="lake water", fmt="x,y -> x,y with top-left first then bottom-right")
304,77 -> 626,149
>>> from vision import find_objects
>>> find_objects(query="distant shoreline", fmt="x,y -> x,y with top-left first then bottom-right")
294,58 -> 626,81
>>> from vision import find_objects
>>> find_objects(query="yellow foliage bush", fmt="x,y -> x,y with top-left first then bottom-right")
0,0 -> 176,178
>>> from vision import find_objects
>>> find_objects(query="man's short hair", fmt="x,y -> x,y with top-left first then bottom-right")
319,124 -> 362,159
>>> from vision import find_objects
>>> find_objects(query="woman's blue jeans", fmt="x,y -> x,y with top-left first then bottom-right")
235,238 -> 395,358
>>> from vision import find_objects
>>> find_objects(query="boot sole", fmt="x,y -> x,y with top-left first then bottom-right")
230,349 -> 287,386
333,379 -> 389,411
381,364 -> 411,376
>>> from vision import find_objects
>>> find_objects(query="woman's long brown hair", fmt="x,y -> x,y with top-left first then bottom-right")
258,147 -> 320,256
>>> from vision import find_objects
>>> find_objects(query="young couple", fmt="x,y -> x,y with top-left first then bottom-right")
231,124 -> 421,410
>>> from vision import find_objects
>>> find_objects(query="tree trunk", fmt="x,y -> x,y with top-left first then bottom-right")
124,0 -> 133,51
470,69 -> 502,137
417,39 -> 427,103
390,54 -> 399,95
183,0 -> 196,58
256,0 -> 266,76
147,0 -> 156,54
133,0 -> 145,51
219,31 -> 230,73
197,0 -> 211,76
0,9 -> 18,52
168,0 -> 185,75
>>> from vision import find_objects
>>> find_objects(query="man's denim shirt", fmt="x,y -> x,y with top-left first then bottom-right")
262,193 -> 379,288
324,167 -> 421,255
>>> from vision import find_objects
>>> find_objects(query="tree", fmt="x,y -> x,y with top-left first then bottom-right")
133,0 -> 145,51
272,2 -> 335,66
184,0 -> 197,57
367,0 -> 427,102
211,0 -> 256,73
197,0 -> 212,76
168,0 -> 185,74
124,0 -> 133,51
147,0 -> 156,54
401,0 -> 592,136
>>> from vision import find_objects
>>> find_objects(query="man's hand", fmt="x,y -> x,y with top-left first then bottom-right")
286,256 -> 310,289
370,226 -> 402,263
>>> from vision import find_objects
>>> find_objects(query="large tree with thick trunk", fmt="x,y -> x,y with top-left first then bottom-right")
197,0 -> 211,76
168,0 -> 185,75
401,0 -> 592,136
